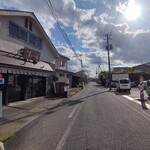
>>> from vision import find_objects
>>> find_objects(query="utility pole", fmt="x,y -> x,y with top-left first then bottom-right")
105,34 -> 112,91
96,68 -> 98,79
79,54 -> 83,89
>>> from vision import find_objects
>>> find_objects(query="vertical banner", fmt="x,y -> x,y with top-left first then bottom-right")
0,91 -> 2,118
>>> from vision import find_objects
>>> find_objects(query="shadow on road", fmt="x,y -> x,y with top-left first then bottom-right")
6,106 -> 29,110
51,90 -> 108,110
114,91 -> 130,96
81,91 -> 108,100
1,90 -> 109,129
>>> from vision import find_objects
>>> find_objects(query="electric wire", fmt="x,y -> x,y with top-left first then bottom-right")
109,0 -> 125,35
44,0 -> 81,62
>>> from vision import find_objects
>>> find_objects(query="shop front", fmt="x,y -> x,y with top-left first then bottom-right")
0,50 -> 54,105
1,71 -> 50,105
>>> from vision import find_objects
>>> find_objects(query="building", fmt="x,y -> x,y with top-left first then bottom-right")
112,67 -> 131,73
132,62 -> 150,73
55,54 -> 70,86
53,54 -> 72,96
0,9 -> 59,105
72,70 -> 87,87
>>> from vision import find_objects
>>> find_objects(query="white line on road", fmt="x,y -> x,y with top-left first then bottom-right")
68,95 -> 85,118
68,104 -> 80,118
55,102 -> 83,150
122,95 -> 150,109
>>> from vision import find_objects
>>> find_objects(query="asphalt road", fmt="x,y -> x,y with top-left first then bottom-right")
5,82 -> 150,150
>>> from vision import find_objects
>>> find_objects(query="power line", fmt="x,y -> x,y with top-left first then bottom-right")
44,0 -> 81,62
109,0 -> 125,35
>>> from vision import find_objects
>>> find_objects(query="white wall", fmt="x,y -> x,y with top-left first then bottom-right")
56,57 -> 68,70
56,71 -> 69,84
0,15 -> 56,64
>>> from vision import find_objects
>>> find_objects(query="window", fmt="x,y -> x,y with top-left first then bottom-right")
25,18 -> 28,28
29,20 -> 32,31
9,21 -> 42,49
36,37 -> 42,49
20,28 -> 28,41
29,34 -> 36,45
61,61 -> 66,67
120,79 -> 130,84
29,33 -> 42,49
59,74 -> 64,77
9,22 -> 19,38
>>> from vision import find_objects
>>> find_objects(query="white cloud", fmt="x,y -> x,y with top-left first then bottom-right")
0,0 -> 150,77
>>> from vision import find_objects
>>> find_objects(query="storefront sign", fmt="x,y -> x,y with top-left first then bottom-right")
22,47 -> 41,62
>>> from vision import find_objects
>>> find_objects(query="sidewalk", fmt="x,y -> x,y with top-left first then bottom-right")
0,87 -> 81,143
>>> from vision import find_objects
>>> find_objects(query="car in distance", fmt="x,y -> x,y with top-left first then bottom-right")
116,78 -> 131,92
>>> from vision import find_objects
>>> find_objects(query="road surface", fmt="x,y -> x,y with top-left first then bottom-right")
5,82 -> 150,150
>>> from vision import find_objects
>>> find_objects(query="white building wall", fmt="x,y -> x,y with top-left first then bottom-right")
56,57 -> 68,70
55,71 -> 69,84
0,15 -> 56,63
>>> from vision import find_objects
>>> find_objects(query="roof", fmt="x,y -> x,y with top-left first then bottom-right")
113,67 -> 131,71
59,54 -> 70,61
0,51 -> 53,72
74,70 -> 86,77
0,9 -> 59,58
133,62 -> 150,68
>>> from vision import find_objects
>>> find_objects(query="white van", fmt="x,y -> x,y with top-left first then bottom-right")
116,78 -> 131,92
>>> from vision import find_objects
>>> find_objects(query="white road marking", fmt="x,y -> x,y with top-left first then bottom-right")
55,102 -> 83,150
122,95 -> 150,109
68,95 -> 85,118
68,104 -> 80,118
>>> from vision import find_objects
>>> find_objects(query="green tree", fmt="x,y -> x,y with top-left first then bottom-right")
98,71 -> 108,85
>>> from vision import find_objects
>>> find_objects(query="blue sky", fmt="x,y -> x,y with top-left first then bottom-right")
0,0 -> 150,77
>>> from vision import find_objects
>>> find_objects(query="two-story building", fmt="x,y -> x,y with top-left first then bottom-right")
0,9 -> 59,105
55,54 -> 70,85
53,54 -> 72,96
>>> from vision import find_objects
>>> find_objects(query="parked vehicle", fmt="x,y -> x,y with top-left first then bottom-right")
111,81 -> 117,88
116,78 -> 131,92
131,82 -> 137,87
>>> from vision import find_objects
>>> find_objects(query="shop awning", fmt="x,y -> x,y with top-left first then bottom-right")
0,51 -> 54,77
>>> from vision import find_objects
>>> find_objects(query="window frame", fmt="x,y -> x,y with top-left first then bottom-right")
61,60 -> 66,67
9,20 -> 43,49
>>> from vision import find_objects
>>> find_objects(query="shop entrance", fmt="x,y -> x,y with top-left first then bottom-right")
7,75 -> 24,102
27,76 -> 45,99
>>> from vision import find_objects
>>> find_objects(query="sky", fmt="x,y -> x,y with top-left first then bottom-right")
0,0 -> 150,77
